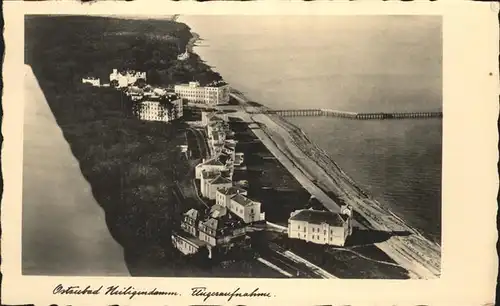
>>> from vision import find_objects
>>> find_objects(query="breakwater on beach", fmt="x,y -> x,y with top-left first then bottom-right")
233,92 -> 442,271
264,109 -> 443,120
182,14 -> 442,259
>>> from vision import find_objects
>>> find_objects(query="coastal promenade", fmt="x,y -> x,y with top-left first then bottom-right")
229,93 -> 441,279
23,66 -> 129,276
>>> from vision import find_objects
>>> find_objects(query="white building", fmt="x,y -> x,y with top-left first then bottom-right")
195,158 -> 227,180
174,206 -> 249,259
287,205 -> 353,247
82,77 -> 100,87
136,94 -> 183,123
109,69 -> 147,88
174,81 -> 230,105
229,194 -> 265,224
206,175 -> 232,200
215,186 -> 247,209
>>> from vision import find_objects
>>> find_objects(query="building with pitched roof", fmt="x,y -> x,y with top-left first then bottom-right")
234,152 -> 245,166
109,69 -> 146,88
287,205 -> 353,246
172,197 -> 254,258
135,94 -> 183,123
172,208 -> 208,256
200,170 -> 221,198
180,208 -> 200,237
174,81 -> 230,105
204,174 -> 233,200
198,214 -> 247,245
229,193 -> 265,224
215,186 -> 247,208
171,230 -> 207,257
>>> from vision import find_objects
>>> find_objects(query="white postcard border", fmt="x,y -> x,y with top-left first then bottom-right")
2,2 -> 498,305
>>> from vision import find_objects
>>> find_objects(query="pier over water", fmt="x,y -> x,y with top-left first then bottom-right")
263,109 -> 442,120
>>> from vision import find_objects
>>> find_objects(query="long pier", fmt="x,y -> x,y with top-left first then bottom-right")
264,109 -> 442,120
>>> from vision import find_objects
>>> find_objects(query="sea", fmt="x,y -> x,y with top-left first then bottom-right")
179,15 -> 442,244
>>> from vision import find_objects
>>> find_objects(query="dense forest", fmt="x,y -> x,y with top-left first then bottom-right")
23,16 -> 255,277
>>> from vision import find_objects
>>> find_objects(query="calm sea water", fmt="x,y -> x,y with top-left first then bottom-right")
180,15 -> 442,243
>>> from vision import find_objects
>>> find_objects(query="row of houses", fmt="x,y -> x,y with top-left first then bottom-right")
172,111 -> 265,259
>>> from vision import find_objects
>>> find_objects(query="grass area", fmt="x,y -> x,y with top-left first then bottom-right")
186,129 -> 202,159
25,15 -> 222,88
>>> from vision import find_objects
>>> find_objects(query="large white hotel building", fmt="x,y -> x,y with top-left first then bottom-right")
174,81 -> 230,105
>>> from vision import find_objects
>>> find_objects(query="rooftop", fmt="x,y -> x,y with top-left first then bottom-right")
289,209 -> 348,227
200,158 -> 224,167
209,204 -> 228,219
201,217 -> 219,230
206,80 -> 228,88
234,155 -> 244,164
220,169 -> 233,179
225,141 -> 237,148
173,231 -> 207,247
144,93 -> 180,103
211,132 -> 220,142
184,208 -> 199,220
210,175 -> 232,185
217,186 -> 246,196
217,153 -> 231,165
202,170 -> 221,180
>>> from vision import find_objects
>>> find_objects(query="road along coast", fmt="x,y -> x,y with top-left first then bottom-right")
229,92 -> 441,279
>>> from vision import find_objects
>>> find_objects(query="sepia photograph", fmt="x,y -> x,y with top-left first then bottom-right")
2,2 -> 497,305
22,14 -> 442,279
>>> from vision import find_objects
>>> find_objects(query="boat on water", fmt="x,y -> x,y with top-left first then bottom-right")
177,48 -> 190,61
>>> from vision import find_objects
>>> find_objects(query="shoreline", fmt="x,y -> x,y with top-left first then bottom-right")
229,92 -> 441,279
180,23 -> 440,278
273,115 -> 434,242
